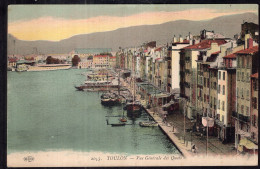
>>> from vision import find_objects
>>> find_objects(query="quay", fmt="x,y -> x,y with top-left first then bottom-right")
119,71 -> 237,158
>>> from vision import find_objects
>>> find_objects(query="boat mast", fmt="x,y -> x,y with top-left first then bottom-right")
118,71 -> 120,96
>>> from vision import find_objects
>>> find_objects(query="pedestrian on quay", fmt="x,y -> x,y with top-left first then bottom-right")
191,144 -> 197,153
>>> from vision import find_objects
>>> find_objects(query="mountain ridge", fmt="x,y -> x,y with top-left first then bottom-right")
8,12 -> 258,55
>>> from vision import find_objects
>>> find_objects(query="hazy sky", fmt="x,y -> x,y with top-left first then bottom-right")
8,4 -> 258,41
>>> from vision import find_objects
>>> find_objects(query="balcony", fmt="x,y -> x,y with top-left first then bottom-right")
232,111 -> 250,122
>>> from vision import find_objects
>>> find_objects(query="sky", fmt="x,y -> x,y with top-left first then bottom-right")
8,4 -> 258,41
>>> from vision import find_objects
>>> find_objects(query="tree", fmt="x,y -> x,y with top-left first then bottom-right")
72,55 -> 81,66
46,56 -> 52,64
46,56 -> 61,64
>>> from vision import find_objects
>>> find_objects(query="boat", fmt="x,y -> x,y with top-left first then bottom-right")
27,64 -> 72,71
111,123 -> 126,127
124,98 -> 142,114
119,110 -> 127,122
139,121 -> 158,127
106,119 -> 125,127
101,92 -> 120,106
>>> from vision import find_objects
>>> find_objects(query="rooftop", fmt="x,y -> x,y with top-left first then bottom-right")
182,39 -> 227,50
223,53 -> 236,59
236,46 -> 258,55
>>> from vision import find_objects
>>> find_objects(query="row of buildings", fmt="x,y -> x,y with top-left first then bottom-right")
115,22 -> 259,154
7,48 -> 116,70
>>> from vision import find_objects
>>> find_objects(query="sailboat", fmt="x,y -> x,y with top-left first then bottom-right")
119,110 -> 127,122
124,57 -> 142,114
101,72 -> 120,106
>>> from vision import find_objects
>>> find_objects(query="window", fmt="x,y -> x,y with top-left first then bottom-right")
247,90 -> 249,99
222,85 -> 225,95
246,106 -> 249,116
218,100 -> 220,109
237,56 -> 240,68
218,85 -> 221,94
219,71 -> 221,80
223,72 -> 225,80
252,97 -> 257,109
254,80 -> 259,91
241,88 -> 244,98
241,72 -> 244,81
237,72 -> 240,81
241,105 -> 244,114
252,115 -> 256,126
237,103 -> 239,113
222,101 -> 225,111
222,115 -> 224,122
237,88 -> 239,98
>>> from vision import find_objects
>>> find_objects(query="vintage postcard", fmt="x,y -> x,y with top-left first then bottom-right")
7,4 -> 258,167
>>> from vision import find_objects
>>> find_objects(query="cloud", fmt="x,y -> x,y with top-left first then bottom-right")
8,8 -> 257,41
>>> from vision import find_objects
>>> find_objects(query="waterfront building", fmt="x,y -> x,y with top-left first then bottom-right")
109,56 -> 116,68
167,35 -> 190,93
8,58 -> 18,68
234,44 -> 258,152
180,39 -> 226,119
250,72 -> 258,145
93,54 -> 110,68
78,58 -> 93,69
240,22 -> 259,43
200,29 -> 225,40
70,48 -> 112,59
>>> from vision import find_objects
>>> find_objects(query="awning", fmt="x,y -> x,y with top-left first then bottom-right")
239,138 -> 258,150
162,101 -> 175,108
202,117 -> 214,127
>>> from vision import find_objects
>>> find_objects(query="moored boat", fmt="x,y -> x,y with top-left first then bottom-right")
139,121 -> 158,127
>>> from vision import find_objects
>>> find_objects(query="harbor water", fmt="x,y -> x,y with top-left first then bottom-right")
7,69 -> 180,155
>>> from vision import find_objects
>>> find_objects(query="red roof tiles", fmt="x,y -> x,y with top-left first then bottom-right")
236,46 -> 258,54
183,39 -> 226,50
251,73 -> 258,78
211,51 -> 220,55
8,58 -> 18,62
223,53 -> 236,59
155,47 -> 162,52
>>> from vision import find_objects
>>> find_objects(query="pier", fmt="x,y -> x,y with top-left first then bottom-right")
119,71 -> 237,158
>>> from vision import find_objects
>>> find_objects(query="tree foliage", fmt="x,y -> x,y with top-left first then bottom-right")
46,56 -> 61,64
72,55 -> 81,66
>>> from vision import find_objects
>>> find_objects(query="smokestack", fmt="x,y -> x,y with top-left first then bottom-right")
173,35 -> 177,43
179,35 -> 183,43
248,38 -> 253,49
244,34 -> 250,49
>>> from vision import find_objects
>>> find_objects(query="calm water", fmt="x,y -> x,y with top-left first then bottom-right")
7,69 -> 180,155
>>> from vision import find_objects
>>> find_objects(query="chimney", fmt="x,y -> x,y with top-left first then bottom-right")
244,33 -> 250,49
220,45 -> 227,55
248,38 -> 253,49
179,35 -> 183,43
173,35 -> 177,43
